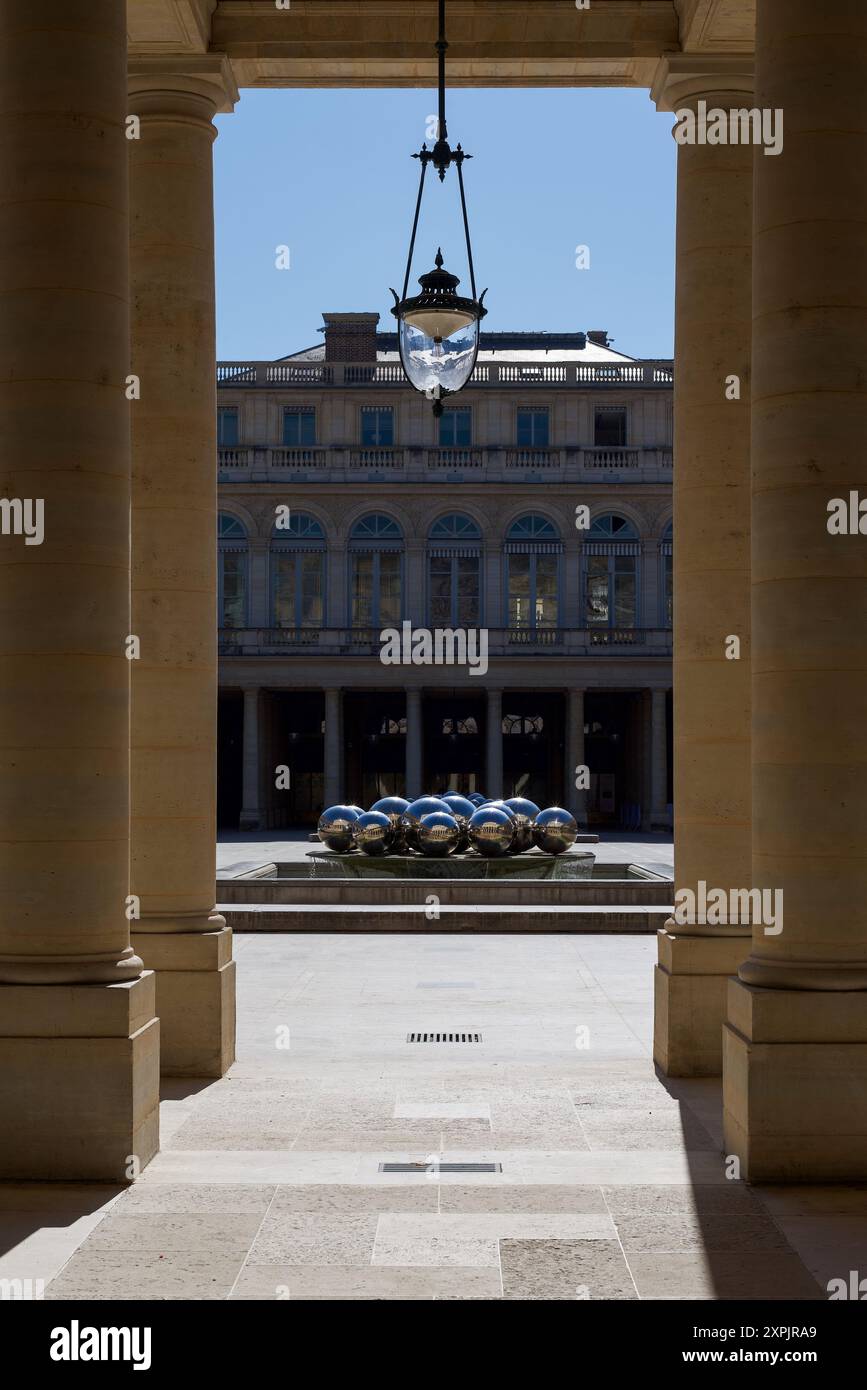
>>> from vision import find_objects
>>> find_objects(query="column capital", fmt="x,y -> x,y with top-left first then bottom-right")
128,54 -> 239,118
651,53 -> 754,114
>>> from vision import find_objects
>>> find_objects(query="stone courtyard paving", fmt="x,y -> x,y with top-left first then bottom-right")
3,925 -> 865,1300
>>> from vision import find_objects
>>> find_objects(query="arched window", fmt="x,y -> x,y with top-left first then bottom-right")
505,515 -> 561,632
583,513 -> 639,628
218,512 -> 247,627
349,514 -> 403,629
271,512 -> 325,630
428,514 -> 482,627
660,519 -> 673,627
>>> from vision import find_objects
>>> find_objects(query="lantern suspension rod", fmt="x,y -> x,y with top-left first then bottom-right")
457,154 -> 479,303
437,0 -> 448,149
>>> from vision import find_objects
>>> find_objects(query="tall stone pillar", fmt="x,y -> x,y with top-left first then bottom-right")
240,688 -> 261,830
651,688 -> 669,829
128,59 -> 238,1078
324,688 -> 343,805
0,0 -> 159,1177
486,689 -> 503,799
565,689 -> 586,821
724,0 -> 867,1180
405,688 -> 423,798
651,57 -> 754,1075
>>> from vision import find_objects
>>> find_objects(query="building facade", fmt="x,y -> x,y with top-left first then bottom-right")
217,314 -> 673,830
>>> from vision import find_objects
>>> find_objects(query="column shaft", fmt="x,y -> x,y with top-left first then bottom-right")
405,688 -> 423,798
724,0 -> 867,1180
0,0 -> 158,1177
128,61 -> 238,1077
486,689 -> 503,799
651,687 -> 669,826
651,60 -> 754,1075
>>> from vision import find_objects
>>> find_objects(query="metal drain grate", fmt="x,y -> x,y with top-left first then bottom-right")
379,1162 -> 501,1174
406,1031 -> 482,1043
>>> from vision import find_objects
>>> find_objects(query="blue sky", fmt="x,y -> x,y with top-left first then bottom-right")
214,88 -> 676,362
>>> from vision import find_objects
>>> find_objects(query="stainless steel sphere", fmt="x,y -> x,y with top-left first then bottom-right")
468,793 -> 487,807
402,796 -> 452,852
370,796 -> 410,823
346,805 -> 366,817
353,810 -> 394,856
417,811 -> 461,857
503,798 -> 541,854
317,805 -> 360,853
441,793 -> 476,820
532,806 -> 578,855
467,806 -> 515,857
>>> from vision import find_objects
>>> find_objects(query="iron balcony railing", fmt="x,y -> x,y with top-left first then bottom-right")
218,626 -> 673,658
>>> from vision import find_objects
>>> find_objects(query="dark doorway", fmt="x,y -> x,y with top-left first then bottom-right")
268,691 -> 324,826
423,691 -> 485,795
502,691 -> 565,807
584,691 -> 642,827
344,691 -> 407,806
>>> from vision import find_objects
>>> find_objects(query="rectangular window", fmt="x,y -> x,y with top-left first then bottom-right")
517,407 -> 549,448
429,554 -> 480,627
283,408 -> 316,446
218,407 -> 239,446
220,551 -> 245,626
273,552 -> 324,629
613,555 -> 637,626
508,554 -> 531,627
351,550 -> 401,627
361,407 -> 394,447
586,555 -> 610,625
439,408 -> 472,447
594,408 -> 627,447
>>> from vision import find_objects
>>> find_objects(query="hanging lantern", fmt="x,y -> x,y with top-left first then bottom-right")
390,0 -> 487,415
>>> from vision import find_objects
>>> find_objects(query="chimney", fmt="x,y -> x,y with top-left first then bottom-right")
322,312 -> 380,362
587,329 -> 609,347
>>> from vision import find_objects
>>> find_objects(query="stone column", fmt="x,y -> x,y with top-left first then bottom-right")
651,57 -> 754,1076
324,688 -> 343,806
486,689 -> 503,799
0,0 -> 159,1177
724,0 -> 867,1180
127,58 -> 238,1078
405,688 -> 423,798
651,688 -> 669,828
565,689 -> 586,822
240,688 -> 261,830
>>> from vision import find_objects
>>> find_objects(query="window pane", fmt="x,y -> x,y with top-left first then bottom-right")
535,555 -> 558,627
283,409 -> 316,446
429,555 -> 452,626
300,551 -> 323,626
508,554 -> 530,626
272,552 -> 297,627
613,557 -> 636,626
378,551 -> 401,626
362,408 -> 393,447
457,556 -> 480,627
218,409 -> 239,446
594,409 -> 627,447
586,555 -> 609,625
440,409 -> 471,446
221,551 -> 245,626
352,552 -> 373,626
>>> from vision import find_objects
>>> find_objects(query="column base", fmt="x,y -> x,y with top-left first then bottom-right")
132,926 -> 235,1077
0,974 -> 159,1180
724,978 -> 867,1181
239,811 -> 261,831
654,927 -> 749,1076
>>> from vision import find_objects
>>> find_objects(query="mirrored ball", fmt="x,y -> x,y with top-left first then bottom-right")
467,806 -> 515,857
317,805 -> 360,853
532,806 -> 578,855
417,811 -> 461,857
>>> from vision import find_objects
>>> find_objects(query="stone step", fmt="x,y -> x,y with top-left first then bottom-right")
217,902 -> 671,933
